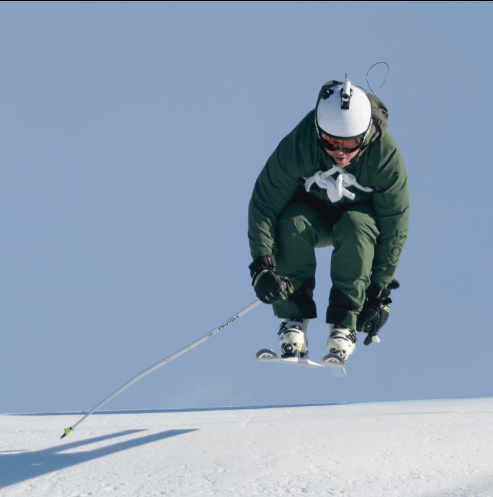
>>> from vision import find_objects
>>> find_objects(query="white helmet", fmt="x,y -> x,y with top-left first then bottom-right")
316,76 -> 372,141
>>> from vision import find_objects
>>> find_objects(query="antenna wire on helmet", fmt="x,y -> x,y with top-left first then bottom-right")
366,62 -> 390,95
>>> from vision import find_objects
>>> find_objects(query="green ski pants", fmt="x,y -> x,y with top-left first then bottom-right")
273,198 -> 380,328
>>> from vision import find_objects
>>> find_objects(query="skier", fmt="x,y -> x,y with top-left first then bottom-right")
248,76 -> 410,368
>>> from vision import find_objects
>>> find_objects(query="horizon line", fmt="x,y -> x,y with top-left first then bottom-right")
2,396 -> 491,416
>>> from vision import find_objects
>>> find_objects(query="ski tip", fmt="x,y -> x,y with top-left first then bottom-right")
328,365 -> 347,378
61,427 -> 73,439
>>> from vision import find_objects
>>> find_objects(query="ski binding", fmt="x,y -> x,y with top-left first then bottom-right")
321,352 -> 348,378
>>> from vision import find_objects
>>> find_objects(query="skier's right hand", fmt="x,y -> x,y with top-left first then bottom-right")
249,255 -> 294,304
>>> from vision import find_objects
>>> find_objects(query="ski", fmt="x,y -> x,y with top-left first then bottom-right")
256,348 -> 348,377
321,353 -> 348,378
255,348 -> 325,369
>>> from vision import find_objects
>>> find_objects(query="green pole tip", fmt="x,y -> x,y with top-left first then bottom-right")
61,427 -> 73,439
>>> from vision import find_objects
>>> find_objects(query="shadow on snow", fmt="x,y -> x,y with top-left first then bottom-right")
0,428 -> 197,489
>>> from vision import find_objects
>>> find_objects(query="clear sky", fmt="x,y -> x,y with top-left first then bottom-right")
1,1 -> 492,414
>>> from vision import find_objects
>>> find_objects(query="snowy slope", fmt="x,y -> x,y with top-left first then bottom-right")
1,398 -> 493,497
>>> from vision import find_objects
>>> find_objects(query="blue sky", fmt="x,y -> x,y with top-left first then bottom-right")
1,1 -> 492,414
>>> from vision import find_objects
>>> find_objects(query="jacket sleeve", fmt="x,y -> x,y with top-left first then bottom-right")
248,122 -> 310,259
368,132 -> 410,288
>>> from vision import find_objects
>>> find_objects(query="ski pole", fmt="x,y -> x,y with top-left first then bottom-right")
61,299 -> 261,439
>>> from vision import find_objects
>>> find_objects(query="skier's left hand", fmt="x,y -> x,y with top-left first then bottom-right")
357,280 -> 400,345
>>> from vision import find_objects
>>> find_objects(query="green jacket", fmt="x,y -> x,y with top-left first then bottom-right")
248,82 -> 410,289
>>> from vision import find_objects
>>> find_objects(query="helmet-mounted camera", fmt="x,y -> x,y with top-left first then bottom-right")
341,75 -> 352,110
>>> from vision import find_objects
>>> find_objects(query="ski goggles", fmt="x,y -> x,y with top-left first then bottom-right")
320,134 -> 363,154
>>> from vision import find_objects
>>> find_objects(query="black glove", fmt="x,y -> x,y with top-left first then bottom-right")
357,280 -> 400,346
249,255 -> 294,304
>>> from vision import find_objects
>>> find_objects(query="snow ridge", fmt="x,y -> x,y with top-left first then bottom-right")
1,398 -> 492,497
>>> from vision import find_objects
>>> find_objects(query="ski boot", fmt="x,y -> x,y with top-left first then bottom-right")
278,318 -> 309,359
322,324 -> 356,372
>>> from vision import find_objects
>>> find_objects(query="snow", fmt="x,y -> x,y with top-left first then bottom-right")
1,398 -> 493,496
